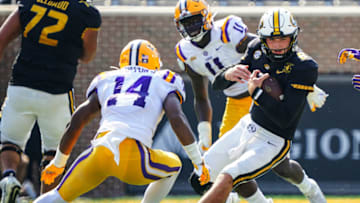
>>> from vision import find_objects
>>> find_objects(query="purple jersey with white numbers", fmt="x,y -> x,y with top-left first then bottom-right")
86,66 -> 186,147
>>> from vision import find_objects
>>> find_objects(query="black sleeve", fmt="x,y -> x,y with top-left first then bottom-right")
212,67 -> 236,90
253,62 -> 318,128
81,4 -> 102,29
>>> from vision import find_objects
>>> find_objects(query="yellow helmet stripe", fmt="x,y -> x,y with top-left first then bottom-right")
273,10 -> 280,36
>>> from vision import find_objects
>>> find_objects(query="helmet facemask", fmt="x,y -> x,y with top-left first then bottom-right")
260,32 -> 298,62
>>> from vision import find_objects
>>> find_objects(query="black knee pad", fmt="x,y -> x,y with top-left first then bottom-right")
188,171 -> 213,195
0,142 -> 22,155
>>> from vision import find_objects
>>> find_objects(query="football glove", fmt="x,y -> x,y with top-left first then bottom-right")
41,160 -> 65,185
338,48 -> 360,64
352,74 -> 360,91
197,122 -> 212,154
194,162 -> 211,186
306,85 -> 328,112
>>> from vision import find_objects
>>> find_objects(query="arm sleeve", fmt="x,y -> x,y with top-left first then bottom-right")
253,62 -> 318,128
82,5 -> 102,29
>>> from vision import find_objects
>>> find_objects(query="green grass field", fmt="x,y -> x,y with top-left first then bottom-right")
73,195 -> 360,203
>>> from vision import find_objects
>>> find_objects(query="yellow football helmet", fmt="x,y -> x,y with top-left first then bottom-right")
174,0 -> 213,41
119,39 -> 162,70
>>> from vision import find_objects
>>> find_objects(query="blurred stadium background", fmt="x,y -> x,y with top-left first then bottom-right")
1,0 -> 360,201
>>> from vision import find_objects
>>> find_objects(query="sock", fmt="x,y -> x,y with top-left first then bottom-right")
245,188 -> 268,203
294,170 -> 312,194
141,171 -> 180,203
33,189 -> 67,203
2,169 -> 16,178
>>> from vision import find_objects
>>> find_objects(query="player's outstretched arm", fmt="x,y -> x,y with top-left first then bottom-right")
80,29 -> 99,63
0,8 -> 21,61
41,93 -> 100,185
185,65 -> 212,153
338,48 -> 360,64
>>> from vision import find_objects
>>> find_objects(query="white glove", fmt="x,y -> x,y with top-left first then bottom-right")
306,85 -> 329,112
197,121 -> 212,154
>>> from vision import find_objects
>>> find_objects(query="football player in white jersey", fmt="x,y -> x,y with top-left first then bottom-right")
33,39 -> 206,203
174,1 -> 328,203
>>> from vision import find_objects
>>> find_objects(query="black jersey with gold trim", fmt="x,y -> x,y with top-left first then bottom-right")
11,0 -> 101,94
213,38 -> 318,140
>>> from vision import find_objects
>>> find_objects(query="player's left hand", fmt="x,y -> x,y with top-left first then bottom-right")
194,162 -> 210,186
352,74 -> 360,91
338,48 -> 360,64
41,160 -> 65,185
306,85 -> 329,112
248,70 -> 269,96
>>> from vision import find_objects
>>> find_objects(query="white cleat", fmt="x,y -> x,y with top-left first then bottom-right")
225,192 -> 240,203
306,179 -> 327,203
0,174 -> 21,203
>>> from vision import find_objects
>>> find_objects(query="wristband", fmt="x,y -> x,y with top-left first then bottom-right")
183,142 -> 202,166
197,121 -> 212,147
53,148 -> 70,168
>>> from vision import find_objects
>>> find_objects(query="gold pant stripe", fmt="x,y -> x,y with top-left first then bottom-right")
233,140 -> 291,188
135,140 -> 181,180
219,96 -> 252,138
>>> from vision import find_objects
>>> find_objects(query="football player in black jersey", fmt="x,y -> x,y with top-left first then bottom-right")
0,0 -> 101,201
199,8 -> 327,203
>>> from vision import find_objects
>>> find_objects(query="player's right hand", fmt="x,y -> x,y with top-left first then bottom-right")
194,162 -> 210,186
41,160 -> 65,185
224,65 -> 251,83
197,122 -> 212,154
352,74 -> 360,91
338,48 -> 360,64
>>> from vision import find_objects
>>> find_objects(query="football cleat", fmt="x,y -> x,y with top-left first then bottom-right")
267,198 -> 274,203
0,174 -> 21,203
174,0 -> 213,41
305,179 -> 327,203
119,39 -> 162,70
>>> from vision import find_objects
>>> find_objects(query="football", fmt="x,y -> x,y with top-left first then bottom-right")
261,76 -> 284,101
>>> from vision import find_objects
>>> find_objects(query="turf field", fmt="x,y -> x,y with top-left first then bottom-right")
74,195 -> 360,203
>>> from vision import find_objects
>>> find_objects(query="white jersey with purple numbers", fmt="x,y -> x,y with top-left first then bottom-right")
175,15 -> 249,97
86,66 -> 186,148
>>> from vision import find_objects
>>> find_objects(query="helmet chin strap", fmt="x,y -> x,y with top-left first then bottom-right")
191,29 -> 208,42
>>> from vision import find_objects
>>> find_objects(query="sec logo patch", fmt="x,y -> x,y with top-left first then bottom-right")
253,50 -> 262,60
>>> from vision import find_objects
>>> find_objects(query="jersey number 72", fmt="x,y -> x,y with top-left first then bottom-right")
23,4 -> 68,47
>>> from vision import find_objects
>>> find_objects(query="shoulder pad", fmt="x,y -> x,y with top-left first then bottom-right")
296,51 -> 313,61
86,71 -> 108,98
157,70 -> 186,103
247,37 -> 261,49
175,40 -> 188,62
219,15 -> 248,44
174,40 -> 199,63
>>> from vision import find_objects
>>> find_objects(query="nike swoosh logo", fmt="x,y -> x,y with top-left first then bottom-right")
267,141 -> 276,147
